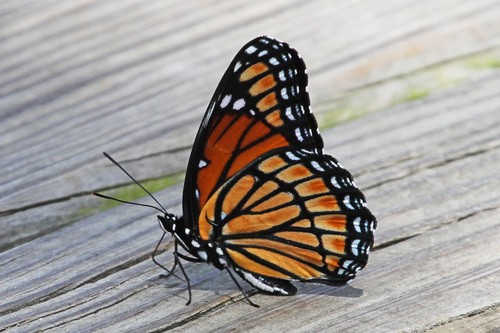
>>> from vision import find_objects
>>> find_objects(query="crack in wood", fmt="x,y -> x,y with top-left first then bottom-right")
426,144 -> 500,171
153,290 -> 260,332
0,191 -> 96,217
373,234 -> 419,251
421,205 -> 500,239
374,205 -> 500,252
0,176 -> 183,217
42,286 -> 150,331
1,290 -> 103,330
0,252 -> 154,318
419,303 -> 500,332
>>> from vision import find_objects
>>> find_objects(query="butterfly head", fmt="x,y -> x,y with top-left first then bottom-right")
157,212 -> 179,234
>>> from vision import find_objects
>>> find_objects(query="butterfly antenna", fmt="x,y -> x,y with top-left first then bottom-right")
98,151 -> 168,214
92,192 -> 165,214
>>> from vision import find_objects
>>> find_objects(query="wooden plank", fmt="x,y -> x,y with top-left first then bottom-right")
1,0 -> 499,215
168,209 -> 500,333
1,74 -> 499,332
1,0 -> 500,332
427,306 -> 500,332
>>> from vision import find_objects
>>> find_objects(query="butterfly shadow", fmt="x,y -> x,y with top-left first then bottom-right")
297,283 -> 364,298
148,262 -> 364,305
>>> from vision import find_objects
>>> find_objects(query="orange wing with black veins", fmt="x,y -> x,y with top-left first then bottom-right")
182,36 -> 323,232
198,148 -> 376,284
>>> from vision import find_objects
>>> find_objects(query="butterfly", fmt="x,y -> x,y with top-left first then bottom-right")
97,36 -> 376,307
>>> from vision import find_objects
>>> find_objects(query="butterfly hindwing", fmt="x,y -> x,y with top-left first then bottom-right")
183,36 -> 323,232
198,148 -> 376,289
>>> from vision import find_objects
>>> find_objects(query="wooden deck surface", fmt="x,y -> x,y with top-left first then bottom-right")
1,1 -> 499,332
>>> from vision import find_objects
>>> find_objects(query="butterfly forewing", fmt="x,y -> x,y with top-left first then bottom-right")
183,36 -> 323,232
199,148 -> 376,284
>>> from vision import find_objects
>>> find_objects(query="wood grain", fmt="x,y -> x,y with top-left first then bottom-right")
1,0 -> 499,332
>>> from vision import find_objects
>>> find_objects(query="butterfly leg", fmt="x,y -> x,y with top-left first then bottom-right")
152,232 -> 178,277
173,251 -> 193,305
224,266 -> 260,308
152,235 -> 191,285
172,241 -> 206,305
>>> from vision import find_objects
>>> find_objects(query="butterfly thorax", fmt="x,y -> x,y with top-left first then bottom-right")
158,214 -> 226,269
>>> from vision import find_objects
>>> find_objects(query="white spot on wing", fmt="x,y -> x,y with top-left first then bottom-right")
351,239 -> 360,256
286,151 -> 300,161
258,50 -> 268,57
245,45 -> 257,54
352,217 -> 362,233
279,70 -> 286,81
234,61 -> 242,72
295,127 -> 304,141
311,161 -> 324,172
344,195 -> 354,210
281,87 -> 289,100
285,106 -> 294,120
220,95 -> 231,108
269,57 -> 279,66
198,159 -> 207,168
331,177 -> 341,188
342,260 -> 353,269
233,98 -> 246,110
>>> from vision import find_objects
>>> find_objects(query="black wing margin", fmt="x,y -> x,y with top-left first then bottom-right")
182,36 -> 324,233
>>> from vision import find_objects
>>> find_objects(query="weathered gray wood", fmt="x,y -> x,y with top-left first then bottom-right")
427,306 -> 500,332
1,76 -> 499,331
1,0 -> 499,332
1,0 -> 499,216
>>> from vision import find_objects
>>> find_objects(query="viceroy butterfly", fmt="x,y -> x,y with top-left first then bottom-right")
96,36 -> 376,307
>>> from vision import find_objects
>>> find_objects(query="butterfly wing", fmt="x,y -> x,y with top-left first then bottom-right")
183,36 -> 323,233
199,148 -> 376,290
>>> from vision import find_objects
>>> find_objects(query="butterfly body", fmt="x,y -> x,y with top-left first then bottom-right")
128,36 -> 376,304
